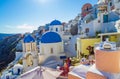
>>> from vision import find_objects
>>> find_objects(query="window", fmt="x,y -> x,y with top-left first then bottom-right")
26,44 -> 30,52
98,20 -> 101,23
6,76 -> 9,79
51,48 -> 53,54
110,2 -> 112,6
103,14 -> 108,23
86,7 -> 89,11
56,28 -> 58,32
26,54 -> 33,67
17,68 -> 21,75
69,37 -> 71,40
85,28 -> 89,33
32,43 -> 36,51
75,43 -> 77,51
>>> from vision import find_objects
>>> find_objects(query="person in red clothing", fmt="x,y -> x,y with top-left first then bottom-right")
63,60 -> 69,76
60,60 -> 69,77
66,57 -> 71,67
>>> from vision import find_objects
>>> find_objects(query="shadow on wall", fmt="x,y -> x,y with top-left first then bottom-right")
42,56 -> 63,69
64,35 -> 80,57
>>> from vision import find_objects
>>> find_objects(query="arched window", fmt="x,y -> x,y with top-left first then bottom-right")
85,28 -> 89,33
56,28 -> 58,32
32,43 -> 35,51
51,48 -> 53,54
26,54 -> 33,67
26,44 -> 31,52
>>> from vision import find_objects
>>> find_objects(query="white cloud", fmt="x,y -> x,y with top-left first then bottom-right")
5,24 -> 37,33
17,24 -> 34,29
5,25 -> 14,28
16,24 -> 37,33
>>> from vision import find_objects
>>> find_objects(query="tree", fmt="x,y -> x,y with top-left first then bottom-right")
95,31 -> 101,38
70,23 -> 78,35
86,46 -> 94,55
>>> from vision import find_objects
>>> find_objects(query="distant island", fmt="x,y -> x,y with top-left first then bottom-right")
0,33 -> 13,40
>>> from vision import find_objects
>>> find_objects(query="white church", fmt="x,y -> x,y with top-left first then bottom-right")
0,19 -> 66,78
22,20 -> 65,72
22,34 -> 38,72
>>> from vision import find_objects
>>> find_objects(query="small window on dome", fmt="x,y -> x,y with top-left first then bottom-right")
56,28 -> 58,32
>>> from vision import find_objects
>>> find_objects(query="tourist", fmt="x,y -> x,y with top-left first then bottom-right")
56,64 -> 60,70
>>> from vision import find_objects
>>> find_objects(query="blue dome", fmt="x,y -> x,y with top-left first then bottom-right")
23,35 -> 35,43
40,32 -> 62,43
50,20 -> 62,26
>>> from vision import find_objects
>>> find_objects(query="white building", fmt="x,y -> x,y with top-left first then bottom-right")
39,31 -> 65,64
22,35 -> 38,72
78,0 -> 119,37
49,20 -> 64,38
115,20 -> 120,32
114,0 -> 120,15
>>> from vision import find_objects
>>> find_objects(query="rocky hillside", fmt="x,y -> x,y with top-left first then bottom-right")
0,34 -> 22,72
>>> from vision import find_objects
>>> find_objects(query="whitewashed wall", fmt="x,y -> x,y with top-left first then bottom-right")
39,42 -> 64,64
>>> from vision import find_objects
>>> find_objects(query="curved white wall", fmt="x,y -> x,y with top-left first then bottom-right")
39,42 -> 64,64
49,25 -> 64,38
40,42 -> 64,55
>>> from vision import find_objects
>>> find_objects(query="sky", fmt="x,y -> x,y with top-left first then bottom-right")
0,0 -> 97,33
